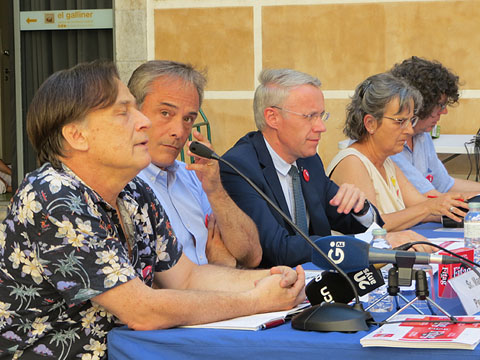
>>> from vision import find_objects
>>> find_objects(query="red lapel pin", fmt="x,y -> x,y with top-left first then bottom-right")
303,169 -> 310,182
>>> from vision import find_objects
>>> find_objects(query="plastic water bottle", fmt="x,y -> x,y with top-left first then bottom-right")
464,202 -> 480,264
367,229 -> 393,312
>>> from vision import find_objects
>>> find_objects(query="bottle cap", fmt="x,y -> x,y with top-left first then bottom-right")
372,228 -> 387,236
468,202 -> 480,209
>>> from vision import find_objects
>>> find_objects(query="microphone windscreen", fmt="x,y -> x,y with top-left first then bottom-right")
311,235 -> 370,272
346,265 -> 384,296
306,266 -> 384,306
306,271 -> 355,305
189,141 -> 215,159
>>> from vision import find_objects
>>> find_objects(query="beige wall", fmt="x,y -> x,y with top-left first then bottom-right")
116,0 -> 480,175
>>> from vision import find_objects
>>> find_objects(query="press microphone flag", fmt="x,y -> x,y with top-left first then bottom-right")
311,235 -> 461,273
306,266 -> 384,306
306,241 -> 416,306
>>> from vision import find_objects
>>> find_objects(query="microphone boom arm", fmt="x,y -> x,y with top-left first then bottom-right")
189,141 -> 362,306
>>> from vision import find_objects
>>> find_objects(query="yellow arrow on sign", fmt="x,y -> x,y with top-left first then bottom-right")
26,18 -> 38,24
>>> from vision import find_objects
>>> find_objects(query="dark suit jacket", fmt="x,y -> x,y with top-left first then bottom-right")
220,131 -> 383,268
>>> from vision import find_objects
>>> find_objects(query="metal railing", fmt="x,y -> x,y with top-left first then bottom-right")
180,108 -> 211,163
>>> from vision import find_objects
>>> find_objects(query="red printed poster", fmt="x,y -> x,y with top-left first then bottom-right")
360,315 -> 480,349
401,316 -> 480,341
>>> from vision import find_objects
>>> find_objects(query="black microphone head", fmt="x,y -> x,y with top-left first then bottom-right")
306,271 -> 355,305
306,266 -> 384,306
189,141 -> 220,160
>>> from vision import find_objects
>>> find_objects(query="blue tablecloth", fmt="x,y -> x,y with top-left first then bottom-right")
108,224 -> 476,359
108,319 -> 479,360
412,221 -> 463,239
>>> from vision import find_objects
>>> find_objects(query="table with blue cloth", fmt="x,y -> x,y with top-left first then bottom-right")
108,223 -> 478,359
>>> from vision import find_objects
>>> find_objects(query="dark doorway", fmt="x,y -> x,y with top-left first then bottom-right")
0,1 -> 15,166
19,0 -> 113,181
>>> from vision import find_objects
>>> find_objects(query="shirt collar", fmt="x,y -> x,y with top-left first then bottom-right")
59,162 -> 140,209
404,133 -> 425,153
144,161 -> 180,188
59,163 -> 119,208
263,135 -> 297,176
146,160 -> 180,175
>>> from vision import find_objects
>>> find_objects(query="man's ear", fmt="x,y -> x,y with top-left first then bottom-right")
62,121 -> 89,151
264,107 -> 280,130
363,114 -> 378,135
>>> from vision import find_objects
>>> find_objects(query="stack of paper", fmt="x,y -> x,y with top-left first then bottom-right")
361,315 -> 480,350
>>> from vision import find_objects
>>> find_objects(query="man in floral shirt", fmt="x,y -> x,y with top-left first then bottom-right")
0,61 -> 305,359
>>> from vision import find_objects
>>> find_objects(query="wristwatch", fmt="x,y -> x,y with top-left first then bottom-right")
354,199 -> 370,216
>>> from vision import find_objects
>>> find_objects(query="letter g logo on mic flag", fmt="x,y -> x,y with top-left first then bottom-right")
312,236 -> 371,272
313,235 -> 461,273
327,240 -> 345,264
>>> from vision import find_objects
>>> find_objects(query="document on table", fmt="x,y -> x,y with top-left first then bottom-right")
180,302 -> 310,331
361,315 -> 480,350
429,237 -> 464,246
434,227 -> 464,233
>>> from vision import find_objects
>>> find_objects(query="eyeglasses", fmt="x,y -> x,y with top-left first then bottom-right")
436,102 -> 447,111
271,106 -> 330,123
383,115 -> 419,128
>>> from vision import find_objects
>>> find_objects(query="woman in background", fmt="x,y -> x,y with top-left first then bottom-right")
327,73 -> 467,231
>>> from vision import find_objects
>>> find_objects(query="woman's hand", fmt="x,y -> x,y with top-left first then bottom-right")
425,193 -> 468,222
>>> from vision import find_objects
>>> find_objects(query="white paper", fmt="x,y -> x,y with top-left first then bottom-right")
304,269 -> 323,285
434,227 -> 464,233
354,222 -> 382,243
180,302 -> 310,331
428,237 -> 464,244
449,270 -> 480,315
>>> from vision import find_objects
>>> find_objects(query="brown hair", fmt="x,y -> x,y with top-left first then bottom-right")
128,60 -> 206,109
27,60 -> 120,168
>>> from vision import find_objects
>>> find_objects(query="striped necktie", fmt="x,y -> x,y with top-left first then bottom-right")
288,165 -> 308,235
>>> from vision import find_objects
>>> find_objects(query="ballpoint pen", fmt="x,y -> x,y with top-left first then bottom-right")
261,318 -> 286,330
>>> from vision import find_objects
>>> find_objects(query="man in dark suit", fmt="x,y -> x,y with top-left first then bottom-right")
219,69 -> 383,268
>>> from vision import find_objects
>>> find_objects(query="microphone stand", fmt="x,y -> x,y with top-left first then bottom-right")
383,267 -> 457,323
364,261 -> 457,322
365,266 -> 425,315
189,141 -> 373,332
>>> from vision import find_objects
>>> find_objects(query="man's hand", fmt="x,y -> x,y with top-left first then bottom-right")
185,131 -> 262,268
205,214 -> 237,267
386,230 -> 436,253
251,265 -> 306,313
186,131 -> 221,196
329,183 -> 367,214
270,265 -> 304,288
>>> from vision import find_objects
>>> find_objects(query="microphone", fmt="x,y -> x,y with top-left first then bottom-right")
306,242 -> 414,306
306,265 -> 384,306
189,141 -> 220,160
311,235 -> 461,273
189,140 -> 373,332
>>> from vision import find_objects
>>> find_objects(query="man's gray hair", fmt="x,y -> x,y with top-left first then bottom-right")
344,72 -> 423,141
253,69 -> 322,130
128,60 -> 207,108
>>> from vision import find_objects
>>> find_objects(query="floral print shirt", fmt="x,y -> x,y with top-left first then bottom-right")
0,163 -> 182,359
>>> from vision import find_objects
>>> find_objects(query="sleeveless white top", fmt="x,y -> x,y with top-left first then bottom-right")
327,148 -> 405,215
